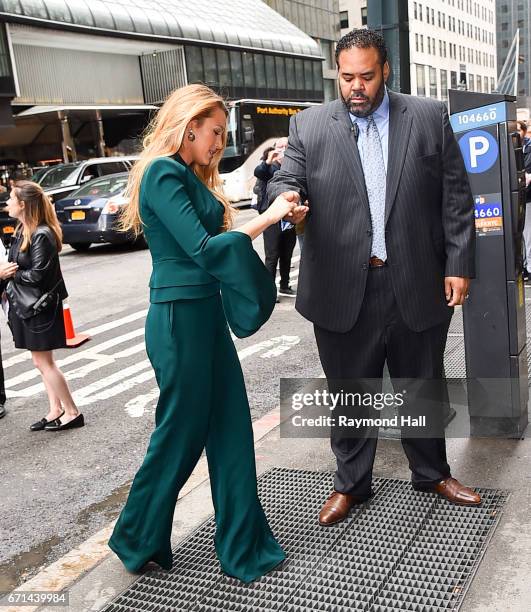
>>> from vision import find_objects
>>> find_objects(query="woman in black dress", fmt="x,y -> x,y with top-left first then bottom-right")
4,181 -> 84,431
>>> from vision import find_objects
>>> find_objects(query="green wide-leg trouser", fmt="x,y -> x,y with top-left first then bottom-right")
109,294 -> 285,582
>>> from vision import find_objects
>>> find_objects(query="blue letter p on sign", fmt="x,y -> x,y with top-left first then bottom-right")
458,129 -> 499,174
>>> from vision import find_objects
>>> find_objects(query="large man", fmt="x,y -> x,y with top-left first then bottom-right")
268,29 -> 481,525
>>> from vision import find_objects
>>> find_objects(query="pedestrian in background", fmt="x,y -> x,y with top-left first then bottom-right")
254,138 -> 297,298
4,181 -> 83,432
519,121 -> 531,281
109,83 -> 306,581
251,146 -> 275,213
0,257 -> 13,419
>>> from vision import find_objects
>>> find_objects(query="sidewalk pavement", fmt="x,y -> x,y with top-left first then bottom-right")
9,408 -> 531,612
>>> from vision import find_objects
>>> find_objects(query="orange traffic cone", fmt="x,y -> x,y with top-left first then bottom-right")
63,302 -> 91,348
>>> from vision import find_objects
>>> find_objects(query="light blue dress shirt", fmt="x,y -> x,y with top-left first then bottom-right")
349,88 -> 389,173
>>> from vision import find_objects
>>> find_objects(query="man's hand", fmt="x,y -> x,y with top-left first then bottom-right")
286,204 -> 309,224
445,276 -> 470,306
265,191 -> 301,223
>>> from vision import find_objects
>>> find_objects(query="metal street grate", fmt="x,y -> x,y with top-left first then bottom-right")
102,468 -> 507,612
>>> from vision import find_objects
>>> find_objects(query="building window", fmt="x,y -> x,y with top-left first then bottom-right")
451,70 -> 457,89
419,3 -> 423,21
414,1 -> 418,20
441,69 -> 448,101
185,45 -> 204,83
476,75 -> 482,91
243,52 -> 255,88
429,66 -> 437,97
361,7 -> 367,26
484,76 -> 489,92
202,47 -> 217,85
415,33 -> 419,52
340,11 -> 349,29
230,51 -> 244,90
416,64 -> 426,96
275,56 -> 287,91
294,58 -> 304,91
254,53 -> 266,90
420,34 -> 424,53
217,49 -> 231,88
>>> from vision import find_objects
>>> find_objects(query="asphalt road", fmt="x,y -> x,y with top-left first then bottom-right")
0,208 -> 322,591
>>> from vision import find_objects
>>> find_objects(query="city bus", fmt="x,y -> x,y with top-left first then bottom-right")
219,99 -> 319,202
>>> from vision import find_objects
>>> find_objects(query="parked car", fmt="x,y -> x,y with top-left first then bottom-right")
0,191 -> 16,246
54,172 -> 144,251
37,156 -> 138,203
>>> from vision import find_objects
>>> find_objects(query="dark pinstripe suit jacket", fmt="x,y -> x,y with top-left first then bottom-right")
267,90 -> 475,333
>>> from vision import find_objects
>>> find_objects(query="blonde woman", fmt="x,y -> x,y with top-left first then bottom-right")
108,84 -> 307,582
4,181 -> 83,431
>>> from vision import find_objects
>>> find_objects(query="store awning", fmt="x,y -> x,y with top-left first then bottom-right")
0,0 -> 321,58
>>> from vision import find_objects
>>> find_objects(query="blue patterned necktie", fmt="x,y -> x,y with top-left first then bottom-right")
362,115 -> 387,261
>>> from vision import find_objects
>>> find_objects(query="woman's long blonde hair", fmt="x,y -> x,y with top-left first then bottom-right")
120,84 -> 235,236
13,181 -> 63,252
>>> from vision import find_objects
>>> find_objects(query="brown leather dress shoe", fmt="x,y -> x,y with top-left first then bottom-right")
433,477 -> 481,506
319,491 -> 362,526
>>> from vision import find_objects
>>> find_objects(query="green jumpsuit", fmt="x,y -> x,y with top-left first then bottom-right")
108,155 -> 285,583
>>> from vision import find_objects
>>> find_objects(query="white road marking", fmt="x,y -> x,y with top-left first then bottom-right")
3,313 -> 146,370
260,335 -> 300,358
82,309 -> 148,336
5,328 -> 145,386
125,388 -> 159,418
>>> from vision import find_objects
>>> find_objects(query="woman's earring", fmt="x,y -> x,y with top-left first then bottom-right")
188,130 -> 195,142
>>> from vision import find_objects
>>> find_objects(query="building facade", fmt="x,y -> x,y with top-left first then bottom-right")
0,0 -> 323,166
497,0 -> 531,96
339,0 -> 497,101
263,0 -> 341,101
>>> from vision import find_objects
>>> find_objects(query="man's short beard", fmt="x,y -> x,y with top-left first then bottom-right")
341,80 -> 386,118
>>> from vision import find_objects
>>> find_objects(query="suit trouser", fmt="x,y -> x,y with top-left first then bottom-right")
314,265 -> 452,498
109,294 -> 285,582
263,224 -> 296,289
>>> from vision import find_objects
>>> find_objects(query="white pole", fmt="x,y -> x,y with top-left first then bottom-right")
514,28 -> 520,97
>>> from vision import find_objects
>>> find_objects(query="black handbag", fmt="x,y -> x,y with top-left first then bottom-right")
6,278 -> 62,320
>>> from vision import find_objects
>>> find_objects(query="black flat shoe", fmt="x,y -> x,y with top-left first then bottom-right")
45,413 -> 84,431
30,411 -> 64,431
